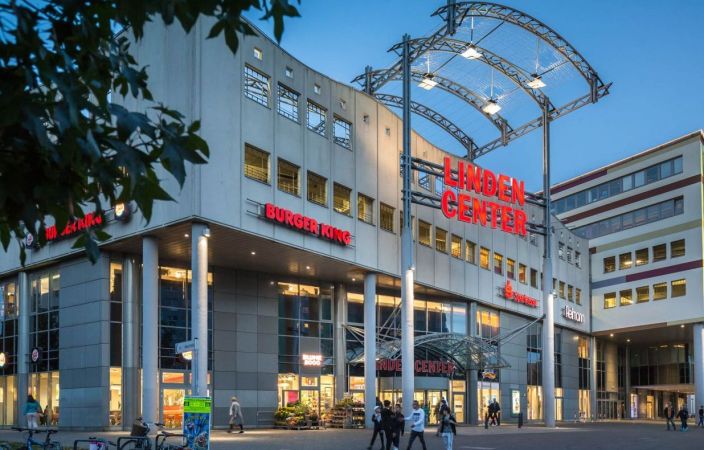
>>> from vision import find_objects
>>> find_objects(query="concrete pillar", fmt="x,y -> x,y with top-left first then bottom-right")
590,336 -> 598,421
334,283 -> 348,402
694,323 -> 704,413
541,257 -> 555,427
142,237 -> 159,423
17,271 -> 29,426
468,302 -> 478,425
190,223 -> 209,397
122,256 -> 140,428
364,273 -> 377,428
624,345 -> 631,419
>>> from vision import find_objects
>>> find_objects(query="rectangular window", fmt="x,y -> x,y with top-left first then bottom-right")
253,47 -> 263,60
636,286 -> 649,303
507,258 -> 515,279
479,247 -> 490,270
313,83 -> 321,95
493,252 -> 503,275
559,281 -> 566,299
307,101 -> 327,136
619,252 -> 632,270
604,292 -> 616,309
451,235 -> 462,259
619,289 -> 632,306
243,65 -> 270,107
671,279 -> 686,297
575,251 -> 581,268
380,203 -> 395,233
357,193 -> 374,224
567,247 -> 573,264
568,285 -> 574,302
519,264 -> 527,284
307,171 -> 327,206
530,268 -> 538,288
653,282 -> 667,300
635,248 -> 648,266
285,66 -> 294,78
576,288 -> 582,305
465,241 -> 476,264
604,256 -> 615,273
244,144 -> 269,183
418,221 -> 432,247
277,159 -> 299,196
671,239 -> 685,258
558,242 -> 565,260
277,84 -> 299,121
653,244 -> 666,262
333,117 -> 352,149
436,228 -> 448,253
333,183 -> 352,216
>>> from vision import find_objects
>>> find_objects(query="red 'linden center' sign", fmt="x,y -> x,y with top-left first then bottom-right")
502,280 -> 538,308
440,157 -> 527,236
264,203 -> 352,246
45,212 -> 104,242
376,358 -> 456,375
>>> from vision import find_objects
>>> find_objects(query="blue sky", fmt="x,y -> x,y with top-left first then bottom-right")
245,1 -> 704,191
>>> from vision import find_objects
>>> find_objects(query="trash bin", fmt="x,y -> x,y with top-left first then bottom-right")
518,412 -> 523,428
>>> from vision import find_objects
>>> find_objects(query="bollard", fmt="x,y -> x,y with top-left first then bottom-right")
518,412 -> 523,428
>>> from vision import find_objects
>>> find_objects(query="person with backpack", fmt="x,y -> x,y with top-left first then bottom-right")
368,406 -> 385,450
677,405 -> 689,431
438,408 -> 457,450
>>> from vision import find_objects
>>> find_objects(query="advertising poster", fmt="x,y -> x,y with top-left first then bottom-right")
183,396 -> 211,450
511,390 -> 520,415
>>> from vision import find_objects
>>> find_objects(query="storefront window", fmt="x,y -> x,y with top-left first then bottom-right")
278,374 -> 300,407
451,380 -> 465,423
162,388 -> 185,429
30,272 -> 60,372
29,371 -> 59,426
109,368 -> 122,426
526,385 -> 542,420
478,381 -> 499,421
347,293 -> 363,324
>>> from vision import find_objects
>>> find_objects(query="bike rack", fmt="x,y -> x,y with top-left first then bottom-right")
116,436 -> 151,450
74,437 -> 108,450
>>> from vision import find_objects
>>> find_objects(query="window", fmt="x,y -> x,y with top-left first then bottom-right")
567,247 -> 573,264
558,242 -> 565,260
435,228 -> 448,253
417,220 -> 431,246
253,47 -> 263,60
507,259 -> 515,279
671,279 -> 686,297
285,66 -> 293,78
479,247 -> 490,270
573,197 -> 684,239
465,241 -> 476,264
399,212 -> 415,238
333,117 -> 352,149
576,288 -> 582,305
277,84 -> 299,121
313,83 -> 321,95
357,194 -> 374,224
671,239 -> 685,258
307,172 -> 327,206
559,281 -> 565,299
653,244 -> 666,262
619,252 -> 632,270
575,251 -> 581,268
277,159 -> 299,195
243,65 -> 270,107
307,101 -> 326,136
530,268 -> 538,288
493,252 -> 503,275
619,289 -> 632,306
635,248 -> 648,266
519,264 -> 527,284
380,203 -> 394,233
604,293 -> 616,309
636,286 -> 649,303
568,285 -> 574,302
333,183 -> 352,216
653,282 -> 667,300
603,256 -> 615,273
244,144 -> 269,183
451,235 -> 462,259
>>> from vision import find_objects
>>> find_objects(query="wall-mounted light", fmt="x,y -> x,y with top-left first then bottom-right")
202,227 -> 211,238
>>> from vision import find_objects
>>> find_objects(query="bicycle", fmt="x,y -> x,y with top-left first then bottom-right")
12,427 -> 61,450
154,423 -> 187,450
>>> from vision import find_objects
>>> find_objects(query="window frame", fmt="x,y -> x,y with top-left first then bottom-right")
243,65 -> 270,107
306,100 -> 327,137
357,193 -> 375,224
277,158 -> 300,196
380,203 -> 395,233
243,144 -> 270,184
333,116 -> 352,149
332,183 -> 352,216
306,171 -> 328,207
277,84 -> 300,122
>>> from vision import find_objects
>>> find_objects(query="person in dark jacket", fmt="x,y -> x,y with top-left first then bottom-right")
380,400 -> 395,450
368,406 -> 385,450
438,409 -> 457,450
677,405 -> 689,431
697,405 -> 704,427
493,399 -> 501,426
664,403 -> 676,431
390,404 -> 405,450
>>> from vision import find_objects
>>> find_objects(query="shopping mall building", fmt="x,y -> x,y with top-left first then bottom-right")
0,19 -> 701,430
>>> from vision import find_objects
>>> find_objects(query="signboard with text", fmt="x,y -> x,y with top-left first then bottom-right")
183,396 -> 211,450
501,280 -> 538,308
376,358 -> 456,375
262,203 -> 352,246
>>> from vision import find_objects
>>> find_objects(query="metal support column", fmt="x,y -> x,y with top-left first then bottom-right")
334,284 -> 348,402
468,301 -> 478,425
541,101 -> 556,428
624,344 -> 631,419
122,256 -> 141,428
364,273 -> 377,427
17,271 -> 29,426
400,33 -> 415,415
142,237 -> 160,423
590,336 -> 598,421
191,223 -> 209,397
693,323 -> 704,413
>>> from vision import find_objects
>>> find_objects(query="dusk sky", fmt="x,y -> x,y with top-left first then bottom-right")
245,0 -> 704,191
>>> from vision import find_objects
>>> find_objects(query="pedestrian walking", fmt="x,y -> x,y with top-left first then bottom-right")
23,395 -> 41,430
228,396 -> 244,433
390,404 -> 405,450
664,403 -> 676,431
493,399 -> 501,426
438,409 -> 457,450
381,400 -> 395,450
404,400 -> 427,450
698,405 -> 704,427
677,405 -> 689,431
368,406 -> 385,450
435,399 -> 449,436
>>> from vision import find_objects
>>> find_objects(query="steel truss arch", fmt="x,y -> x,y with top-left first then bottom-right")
375,93 -> 478,156
433,2 -> 605,92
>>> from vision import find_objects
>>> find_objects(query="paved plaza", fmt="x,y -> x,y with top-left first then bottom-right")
0,422 -> 701,450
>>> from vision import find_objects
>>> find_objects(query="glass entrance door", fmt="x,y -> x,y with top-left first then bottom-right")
161,388 -> 186,429
478,382 -> 500,422
452,394 -> 465,423
426,390 -> 447,425
29,372 -> 59,426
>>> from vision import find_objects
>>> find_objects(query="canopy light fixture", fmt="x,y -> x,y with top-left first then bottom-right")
527,74 -> 546,89
461,45 -> 482,60
482,99 -> 501,115
418,73 -> 437,90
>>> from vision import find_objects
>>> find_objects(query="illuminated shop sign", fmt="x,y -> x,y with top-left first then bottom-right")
45,211 -> 104,242
501,280 -> 538,308
481,369 -> 497,380
562,305 -> 585,323
302,353 -> 323,366
0,352 -> 6,368
376,359 -> 456,375
263,203 -> 351,246
440,157 -> 527,236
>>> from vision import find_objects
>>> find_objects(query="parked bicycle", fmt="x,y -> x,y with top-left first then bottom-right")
12,427 -> 61,450
154,422 -> 187,450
